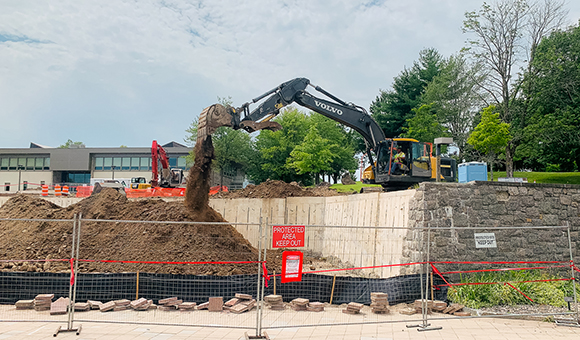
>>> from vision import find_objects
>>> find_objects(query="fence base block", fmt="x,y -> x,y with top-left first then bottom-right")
53,324 -> 82,337
245,331 -> 269,339
555,320 -> 580,328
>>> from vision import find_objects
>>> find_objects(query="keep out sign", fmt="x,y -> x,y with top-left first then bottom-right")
272,225 -> 305,248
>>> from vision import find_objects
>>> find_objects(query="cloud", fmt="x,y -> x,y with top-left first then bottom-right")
0,0 -> 578,147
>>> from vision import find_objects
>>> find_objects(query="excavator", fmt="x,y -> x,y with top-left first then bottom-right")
198,77 -> 456,191
150,140 -> 185,188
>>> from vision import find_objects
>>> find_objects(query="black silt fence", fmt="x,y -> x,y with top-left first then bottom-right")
0,272 -> 447,305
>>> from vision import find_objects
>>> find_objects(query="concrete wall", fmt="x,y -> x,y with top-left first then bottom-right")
209,190 -> 415,277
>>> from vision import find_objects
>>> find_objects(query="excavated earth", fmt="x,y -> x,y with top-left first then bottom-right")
213,180 -> 345,199
0,136 -> 327,276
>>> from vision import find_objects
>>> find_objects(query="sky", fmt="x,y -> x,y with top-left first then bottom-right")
1,0 -> 579,149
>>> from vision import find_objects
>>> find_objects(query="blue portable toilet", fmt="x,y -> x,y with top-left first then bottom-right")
458,162 -> 488,183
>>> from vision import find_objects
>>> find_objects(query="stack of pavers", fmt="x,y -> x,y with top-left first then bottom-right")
229,293 -> 256,314
34,294 -> 54,312
130,297 -> 156,311
113,299 -> 131,311
290,298 -> 309,311
208,297 -> 223,312
99,301 -> 115,312
306,302 -> 325,312
158,297 -> 183,311
88,300 -> 102,310
413,299 -> 434,314
15,299 -> 34,310
50,297 -> 69,315
74,302 -> 90,312
370,292 -> 389,314
442,303 -> 468,316
432,300 -> 448,313
342,302 -> 364,315
264,295 -> 285,310
178,302 -> 196,311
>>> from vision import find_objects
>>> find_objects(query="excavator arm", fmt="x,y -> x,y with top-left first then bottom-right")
198,77 -> 386,151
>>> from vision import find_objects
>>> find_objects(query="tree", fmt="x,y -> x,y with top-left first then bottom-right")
308,114 -> 358,183
519,22 -> 580,171
468,106 -> 512,180
288,125 -> 335,183
422,54 -> 486,156
403,104 -> 449,143
58,139 -> 85,148
251,108 -> 312,184
463,0 -> 568,176
371,48 -> 444,137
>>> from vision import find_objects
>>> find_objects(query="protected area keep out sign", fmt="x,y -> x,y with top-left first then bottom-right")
272,225 -> 305,248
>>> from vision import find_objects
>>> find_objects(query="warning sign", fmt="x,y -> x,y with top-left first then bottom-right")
272,225 -> 305,248
474,232 -> 497,248
281,251 -> 303,283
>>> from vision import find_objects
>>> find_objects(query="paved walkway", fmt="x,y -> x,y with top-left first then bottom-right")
1,317 -> 580,340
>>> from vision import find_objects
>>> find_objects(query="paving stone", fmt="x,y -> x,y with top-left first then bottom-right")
235,293 -> 252,300
197,302 -> 209,310
130,298 -> 148,309
224,298 -> 239,307
74,302 -> 90,311
99,301 -> 115,312
50,297 -> 69,315
15,300 -> 34,309
88,300 -> 102,310
159,297 -> 178,305
208,297 -> 223,312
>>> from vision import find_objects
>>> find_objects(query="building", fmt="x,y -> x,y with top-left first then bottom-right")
0,142 -> 245,193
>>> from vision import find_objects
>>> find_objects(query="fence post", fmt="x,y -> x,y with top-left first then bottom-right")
255,217 -> 263,337
567,224 -> 579,323
54,214 -> 81,336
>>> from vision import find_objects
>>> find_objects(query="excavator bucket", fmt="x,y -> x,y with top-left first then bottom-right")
197,104 -> 234,142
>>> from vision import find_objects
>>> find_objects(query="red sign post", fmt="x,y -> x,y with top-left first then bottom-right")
272,225 -> 305,248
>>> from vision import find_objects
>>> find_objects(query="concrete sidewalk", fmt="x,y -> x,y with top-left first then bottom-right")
1,317 -> 580,340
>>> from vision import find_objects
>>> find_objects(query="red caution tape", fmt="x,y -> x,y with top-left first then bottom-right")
505,282 -> 534,302
69,258 -> 75,286
78,259 -> 263,265
262,262 -> 270,288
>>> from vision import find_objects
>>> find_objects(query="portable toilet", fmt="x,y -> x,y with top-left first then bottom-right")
458,162 -> 488,183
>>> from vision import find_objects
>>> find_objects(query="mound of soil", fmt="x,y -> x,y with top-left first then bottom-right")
0,189 -> 265,276
214,180 -> 344,199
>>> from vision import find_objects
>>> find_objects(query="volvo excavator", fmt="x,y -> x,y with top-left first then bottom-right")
198,77 -> 456,191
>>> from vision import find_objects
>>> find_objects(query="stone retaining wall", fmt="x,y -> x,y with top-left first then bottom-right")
401,181 -> 580,275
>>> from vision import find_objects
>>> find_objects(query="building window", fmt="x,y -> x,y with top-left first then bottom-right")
26,158 -> 34,170
35,158 -> 44,170
177,157 -> 186,170
140,157 -> 151,171
121,157 -> 130,171
23,181 -> 28,190
0,158 -> 7,171
113,157 -> 121,170
40,181 -> 45,185
103,157 -> 112,170
131,157 -> 139,171
4,183 -> 9,192
95,157 -> 103,170
169,157 -> 177,168
44,157 -> 50,170
9,158 -> 17,170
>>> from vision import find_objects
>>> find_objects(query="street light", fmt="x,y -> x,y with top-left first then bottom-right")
17,164 -> 24,192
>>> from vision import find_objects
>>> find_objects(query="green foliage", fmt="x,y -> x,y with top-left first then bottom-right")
489,171 -> 580,184
288,125 -> 334,175
447,270 -> 576,308
403,104 -> 449,143
422,53 -> 484,156
545,164 -> 560,172
468,106 -> 511,157
519,23 -> 580,172
371,48 -> 444,137
58,139 -> 84,148
329,181 -> 381,193
249,108 -> 358,185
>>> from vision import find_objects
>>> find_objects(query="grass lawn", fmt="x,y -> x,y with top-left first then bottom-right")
489,171 -> 580,185
330,181 -> 381,193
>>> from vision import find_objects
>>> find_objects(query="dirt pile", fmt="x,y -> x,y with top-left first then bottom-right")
214,180 -> 344,199
0,188 -> 264,276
